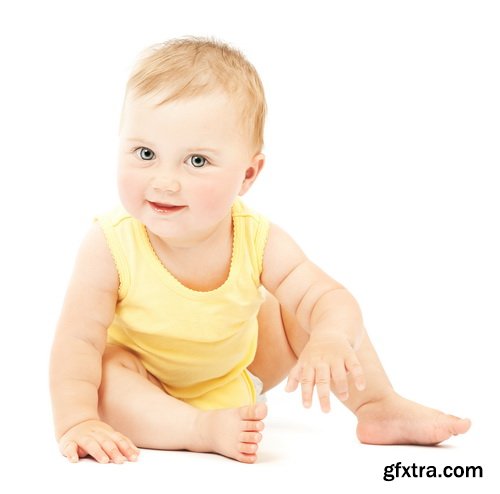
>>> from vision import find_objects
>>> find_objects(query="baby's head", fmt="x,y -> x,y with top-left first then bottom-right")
117,37 -> 267,242
120,36 -> 266,156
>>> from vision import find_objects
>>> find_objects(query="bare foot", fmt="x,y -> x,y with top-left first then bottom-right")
356,393 -> 471,445
192,402 -> 268,463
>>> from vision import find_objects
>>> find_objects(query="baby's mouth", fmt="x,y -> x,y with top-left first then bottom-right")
148,201 -> 187,213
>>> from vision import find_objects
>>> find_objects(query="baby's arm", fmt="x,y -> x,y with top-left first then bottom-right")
261,223 -> 366,411
49,224 -> 138,463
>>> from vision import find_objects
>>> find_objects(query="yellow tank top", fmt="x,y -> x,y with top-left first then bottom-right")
95,198 -> 269,410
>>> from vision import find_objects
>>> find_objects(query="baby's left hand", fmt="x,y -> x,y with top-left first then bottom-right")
285,332 -> 366,413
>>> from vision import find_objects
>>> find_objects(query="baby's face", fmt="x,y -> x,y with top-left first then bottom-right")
117,90 -> 263,245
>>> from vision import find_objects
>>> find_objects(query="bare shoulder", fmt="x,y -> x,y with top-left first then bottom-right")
56,223 -> 119,337
72,222 -> 119,295
260,222 -> 307,294
261,222 -> 343,324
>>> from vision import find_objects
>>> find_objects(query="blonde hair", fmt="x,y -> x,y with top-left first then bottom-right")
122,36 -> 267,154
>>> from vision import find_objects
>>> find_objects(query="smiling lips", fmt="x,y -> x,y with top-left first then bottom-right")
148,201 -> 186,214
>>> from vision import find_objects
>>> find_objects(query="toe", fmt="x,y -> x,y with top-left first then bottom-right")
239,403 -> 268,421
451,416 -> 471,435
238,453 -> 257,464
431,414 -> 471,444
245,403 -> 267,420
238,403 -> 267,432
239,442 -> 258,455
254,402 -> 268,419
240,420 -> 264,432
239,431 -> 262,443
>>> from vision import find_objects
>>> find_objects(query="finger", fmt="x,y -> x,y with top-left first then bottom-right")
77,446 -> 87,458
100,438 -> 127,464
330,361 -> 349,401
79,436 -> 110,464
285,363 -> 301,392
300,366 -> 315,408
112,433 -> 140,462
315,363 -> 331,413
346,355 -> 366,391
61,440 -> 79,463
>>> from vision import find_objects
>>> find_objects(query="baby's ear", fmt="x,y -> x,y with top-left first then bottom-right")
240,153 -> 265,195
248,153 -> 265,178
253,152 -> 265,167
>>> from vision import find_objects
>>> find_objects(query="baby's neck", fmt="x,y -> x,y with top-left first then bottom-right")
148,212 -> 233,258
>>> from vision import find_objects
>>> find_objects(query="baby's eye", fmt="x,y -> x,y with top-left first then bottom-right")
135,147 -> 155,161
188,155 -> 208,168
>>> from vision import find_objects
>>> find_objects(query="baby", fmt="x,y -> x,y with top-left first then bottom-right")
49,36 -> 471,465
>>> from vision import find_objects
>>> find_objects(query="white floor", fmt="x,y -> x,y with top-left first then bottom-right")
2,377 -> 497,493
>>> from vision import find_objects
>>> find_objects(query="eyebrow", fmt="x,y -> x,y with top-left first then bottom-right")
125,138 -> 220,155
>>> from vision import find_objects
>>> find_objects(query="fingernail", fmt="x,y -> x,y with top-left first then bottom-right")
130,454 -> 138,461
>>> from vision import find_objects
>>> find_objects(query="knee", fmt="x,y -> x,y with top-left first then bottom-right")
98,345 -> 144,415
101,344 -> 143,374
101,344 -> 162,389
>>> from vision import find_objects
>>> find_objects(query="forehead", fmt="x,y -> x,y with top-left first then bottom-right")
121,91 -> 243,138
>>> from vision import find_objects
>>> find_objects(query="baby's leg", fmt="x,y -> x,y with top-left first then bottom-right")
250,291 -> 470,445
98,345 -> 267,463
340,330 -> 471,445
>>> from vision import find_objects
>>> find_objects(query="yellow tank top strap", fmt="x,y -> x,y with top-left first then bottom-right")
94,206 -> 132,300
232,198 -> 270,285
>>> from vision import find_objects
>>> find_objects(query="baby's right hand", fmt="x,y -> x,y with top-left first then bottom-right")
58,419 -> 140,464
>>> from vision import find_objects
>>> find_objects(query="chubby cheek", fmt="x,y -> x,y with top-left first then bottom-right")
117,168 -> 146,212
190,178 -> 240,221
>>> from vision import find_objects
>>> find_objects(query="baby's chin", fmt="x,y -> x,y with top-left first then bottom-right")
141,211 -> 209,247
142,215 -> 191,241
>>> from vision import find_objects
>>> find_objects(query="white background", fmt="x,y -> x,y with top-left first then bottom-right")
0,0 -> 498,492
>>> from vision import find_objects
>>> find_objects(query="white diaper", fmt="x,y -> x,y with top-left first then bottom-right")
247,370 -> 267,403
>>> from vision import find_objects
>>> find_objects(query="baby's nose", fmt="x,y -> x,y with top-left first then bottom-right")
152,176 -> 180,193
